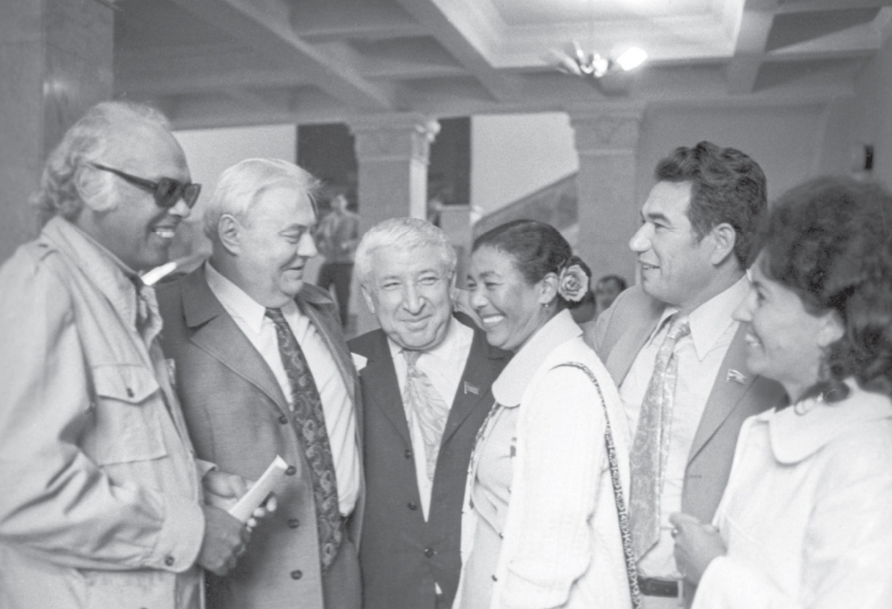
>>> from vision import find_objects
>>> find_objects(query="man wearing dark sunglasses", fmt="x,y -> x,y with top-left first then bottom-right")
0,101 -> 260,609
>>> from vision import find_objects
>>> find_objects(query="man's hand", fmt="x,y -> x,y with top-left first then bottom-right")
203,469 -> 278,530
198,504 -> 250,576
669,512 -> 727,584
203,470 -> 249,511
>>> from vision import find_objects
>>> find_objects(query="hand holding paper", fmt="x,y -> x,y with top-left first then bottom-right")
228,455 -> 289,524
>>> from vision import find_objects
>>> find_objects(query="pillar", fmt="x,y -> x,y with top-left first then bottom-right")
0,0 -> 114,263
349,113 -> 440,334
569,107 -> 644,285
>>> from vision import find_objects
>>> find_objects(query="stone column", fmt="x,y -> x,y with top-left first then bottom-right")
0,0 -> 114,263
349,114 -> 440,334
568,107 -> 644,285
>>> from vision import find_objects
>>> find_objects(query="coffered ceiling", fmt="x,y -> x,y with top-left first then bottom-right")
112,0 -> 892,129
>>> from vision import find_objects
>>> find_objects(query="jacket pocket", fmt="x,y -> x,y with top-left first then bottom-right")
82,364 -> 168,465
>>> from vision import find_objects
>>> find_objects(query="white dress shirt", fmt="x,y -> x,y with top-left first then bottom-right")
387,317 -> 474,521
205,262 -> 360,517
620,275 -> 749,578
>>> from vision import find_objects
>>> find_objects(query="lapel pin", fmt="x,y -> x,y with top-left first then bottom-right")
727,369 -> 747,384
464,381 -> 479,395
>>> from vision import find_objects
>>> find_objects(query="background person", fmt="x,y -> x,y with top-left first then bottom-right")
671,176 -> 892,609
593,274 -> 628,319
316,192 -> 361,327
157,158 -> 363,609
455,219 -> 634,609
349,217 -> 510,609
0,101 -> 252,609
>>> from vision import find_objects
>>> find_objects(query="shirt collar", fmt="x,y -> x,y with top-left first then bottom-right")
649,275 -> 749,361
387,312 -> 470,364
492,309 -> 581,407
204,260 -> 279,334
42,217 -> 140,327
754,380 -> 892,464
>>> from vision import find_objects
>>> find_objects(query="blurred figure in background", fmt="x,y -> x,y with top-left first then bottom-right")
594,274 -> 628,319
316,192 -> 361,328
672,176 -> 892,609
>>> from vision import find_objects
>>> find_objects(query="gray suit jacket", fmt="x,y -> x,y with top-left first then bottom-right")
349,318 -> 510,609
157,266 -> 364,609
582,284 -> 785,602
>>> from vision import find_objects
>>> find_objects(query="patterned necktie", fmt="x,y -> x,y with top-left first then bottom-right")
265,307 -> 342,570
629,315 -> 691,559
402,349 -> 451,481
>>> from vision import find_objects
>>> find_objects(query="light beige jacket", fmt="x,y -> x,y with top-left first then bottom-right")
0,218 -> 206,609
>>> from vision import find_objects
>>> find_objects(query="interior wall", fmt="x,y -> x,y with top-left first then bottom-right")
470,112 -> 579,216
817,34 -> 892,189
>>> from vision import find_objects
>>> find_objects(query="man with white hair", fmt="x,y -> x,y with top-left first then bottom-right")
0,101 -> 251,609
349,217 -> 510,609
157,158 -> 363,609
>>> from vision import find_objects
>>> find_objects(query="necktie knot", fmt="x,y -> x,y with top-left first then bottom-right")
265,307 -> 288,326
666,316 -> 690,344
402,349 -> 422,367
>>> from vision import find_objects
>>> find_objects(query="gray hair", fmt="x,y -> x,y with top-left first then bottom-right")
355,217 -> 457,287
31,100 -> 170,226
203,158 -> 320,241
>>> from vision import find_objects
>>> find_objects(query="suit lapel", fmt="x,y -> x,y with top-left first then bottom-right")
687,324 -> 754,464
606,318 -> 658,385
361,333 -> 413,446
441,329 -> 504,446
181,269 -> 288,413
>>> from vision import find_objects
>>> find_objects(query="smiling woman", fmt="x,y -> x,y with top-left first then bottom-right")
456,219 -> 638,609
672,176 -> 892,609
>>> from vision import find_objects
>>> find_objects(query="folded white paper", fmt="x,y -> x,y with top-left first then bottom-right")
228,455 -> 289,523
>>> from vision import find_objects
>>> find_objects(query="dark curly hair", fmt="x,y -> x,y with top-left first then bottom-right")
758,176 -> 892,400
655,141 -> 767,267
472,219 -> 579,309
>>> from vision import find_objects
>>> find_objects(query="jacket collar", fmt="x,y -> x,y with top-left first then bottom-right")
492,309 -> 581,407
761,381 -> 892,464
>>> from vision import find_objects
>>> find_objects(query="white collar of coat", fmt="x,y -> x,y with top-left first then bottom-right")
492,309 -> 582,408
759,380 -> 892,464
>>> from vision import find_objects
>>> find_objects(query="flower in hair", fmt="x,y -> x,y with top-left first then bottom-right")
558,263 -> 588,303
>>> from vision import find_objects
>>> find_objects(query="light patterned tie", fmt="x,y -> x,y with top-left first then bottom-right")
265,308 -> 342,570
629,315 -> 691,559
402,349 -> 451,481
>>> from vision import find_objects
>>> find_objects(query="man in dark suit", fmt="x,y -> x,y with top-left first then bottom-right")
158,158 -> 363,609
349,218 -> 510,609
582,142 -> 785,608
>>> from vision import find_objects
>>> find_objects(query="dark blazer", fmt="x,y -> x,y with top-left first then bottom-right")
157,266 -> 364,609
349,320 -> 510,609
582,284 -> 785,604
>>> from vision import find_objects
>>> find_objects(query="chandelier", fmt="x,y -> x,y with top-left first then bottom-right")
547,42 -> 647,81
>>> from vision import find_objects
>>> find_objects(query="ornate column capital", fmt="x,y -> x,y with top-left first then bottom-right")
348,113 -> 440,165
567,106 -> 645,154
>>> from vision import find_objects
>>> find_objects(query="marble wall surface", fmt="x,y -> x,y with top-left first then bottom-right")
0,0 -> 112,263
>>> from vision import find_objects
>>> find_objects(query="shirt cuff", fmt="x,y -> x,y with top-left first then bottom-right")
149,494 -> 205,573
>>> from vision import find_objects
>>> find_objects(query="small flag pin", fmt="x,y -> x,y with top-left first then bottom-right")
464,381 -> 479,395
727,369 -> 747,384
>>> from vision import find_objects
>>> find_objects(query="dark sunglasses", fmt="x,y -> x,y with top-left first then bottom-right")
90,163 -> 201,209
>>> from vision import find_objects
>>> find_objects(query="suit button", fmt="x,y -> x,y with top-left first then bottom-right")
286,466 -> 297,476
291,570 -> 303,580
164,556 -> 174,567
288,518 -> 300,529
404,448 -> 412,459
423,547 -> 434,558
407,502 -> 418,511
278,415 -> 288,424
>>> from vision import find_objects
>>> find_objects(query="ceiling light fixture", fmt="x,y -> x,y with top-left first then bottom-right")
547,41 -> 647,81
